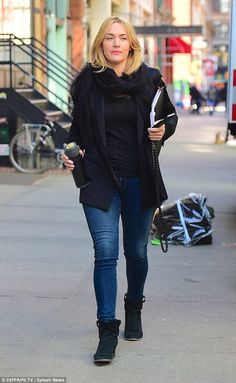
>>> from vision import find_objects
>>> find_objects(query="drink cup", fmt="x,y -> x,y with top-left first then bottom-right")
64,142 -> 89,189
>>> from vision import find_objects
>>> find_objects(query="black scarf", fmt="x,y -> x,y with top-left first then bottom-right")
92,62 -> 150,96
69,62 -> 155,148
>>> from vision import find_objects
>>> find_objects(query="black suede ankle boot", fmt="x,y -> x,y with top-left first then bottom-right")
124,295 -> 145,341
94,319 -> 121,363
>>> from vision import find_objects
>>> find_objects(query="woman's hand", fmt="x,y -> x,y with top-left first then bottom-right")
148,124 -> 166,141
62,149 -> 85,171
62,153 -> 74,171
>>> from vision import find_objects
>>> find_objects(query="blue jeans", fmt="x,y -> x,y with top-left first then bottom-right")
83,177 -> 155,321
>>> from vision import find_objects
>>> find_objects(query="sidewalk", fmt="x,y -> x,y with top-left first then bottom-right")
0,110 -> 235,383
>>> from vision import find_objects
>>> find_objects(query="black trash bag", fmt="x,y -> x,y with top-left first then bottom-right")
152,193 -> 215,247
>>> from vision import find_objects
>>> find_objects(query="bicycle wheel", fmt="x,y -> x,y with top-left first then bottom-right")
9,128 -> 57,174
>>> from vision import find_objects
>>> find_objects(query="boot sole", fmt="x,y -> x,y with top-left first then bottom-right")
94,352 -> 115,364
124,336 -> 143,341
94,356 -> 114,364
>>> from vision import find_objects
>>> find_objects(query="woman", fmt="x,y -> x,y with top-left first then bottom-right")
63,16 -> 177,364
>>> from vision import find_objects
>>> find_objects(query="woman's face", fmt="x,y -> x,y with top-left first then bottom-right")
101,22 -> 131,70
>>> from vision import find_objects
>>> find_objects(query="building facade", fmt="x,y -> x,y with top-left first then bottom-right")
0,0 -> 230,102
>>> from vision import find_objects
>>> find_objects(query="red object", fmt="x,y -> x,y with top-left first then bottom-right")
232,104 -> 236,121
166,37 -> 191,54
233,69 -> 236,86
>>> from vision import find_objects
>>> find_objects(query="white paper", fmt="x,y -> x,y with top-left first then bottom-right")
150,88 -> 163,128
150,87 -> 176,128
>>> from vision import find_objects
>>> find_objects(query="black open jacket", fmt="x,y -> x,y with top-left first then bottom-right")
68,66 -> 178,211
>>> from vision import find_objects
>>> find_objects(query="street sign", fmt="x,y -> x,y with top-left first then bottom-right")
134,25 -> 202,36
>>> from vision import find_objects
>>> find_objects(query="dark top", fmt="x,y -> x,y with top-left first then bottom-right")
104,94 -> 139,177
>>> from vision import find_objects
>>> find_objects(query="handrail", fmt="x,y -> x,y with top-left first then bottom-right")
1,38 -> 72,88
31,58 -> 71,90
25,39 -> 75,82
0,33 -> 75,82
0,33 -> 78,113
15,43 -> 73,87
30,45 -> 75,83
31,37 -> 78,74
12,61 -> 71,111
0,33 -> 77,80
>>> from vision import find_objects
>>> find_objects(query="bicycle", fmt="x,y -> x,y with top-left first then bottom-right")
9,121 -> 67,174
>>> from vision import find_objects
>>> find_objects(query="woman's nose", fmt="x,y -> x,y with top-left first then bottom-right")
113,38 -> 120,46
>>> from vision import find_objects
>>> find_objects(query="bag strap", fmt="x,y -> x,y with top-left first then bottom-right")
151,141 -> 168,253
148,67 -> 169,252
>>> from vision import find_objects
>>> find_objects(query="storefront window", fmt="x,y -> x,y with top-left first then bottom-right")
0,0 -> 31,37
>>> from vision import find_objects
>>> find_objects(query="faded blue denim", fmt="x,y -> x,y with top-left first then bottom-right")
83,177 -> 155,321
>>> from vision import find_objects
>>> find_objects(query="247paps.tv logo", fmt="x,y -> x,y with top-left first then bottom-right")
0,378 -> 66,383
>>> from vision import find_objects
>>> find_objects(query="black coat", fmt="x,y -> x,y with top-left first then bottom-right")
68,67 -> 178,211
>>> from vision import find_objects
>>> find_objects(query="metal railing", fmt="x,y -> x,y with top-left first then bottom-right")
0,33 -> 79,113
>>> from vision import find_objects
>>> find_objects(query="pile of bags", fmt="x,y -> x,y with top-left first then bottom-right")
152,193 -> 215,247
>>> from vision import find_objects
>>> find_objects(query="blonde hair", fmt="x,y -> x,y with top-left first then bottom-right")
90,16 -> 142,74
